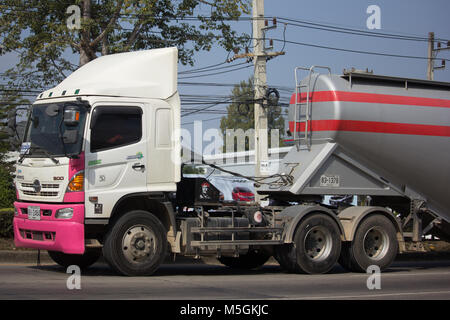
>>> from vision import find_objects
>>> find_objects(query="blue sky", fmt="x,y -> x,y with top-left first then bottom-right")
1,0 -> 449,138
178,0 -> 450,133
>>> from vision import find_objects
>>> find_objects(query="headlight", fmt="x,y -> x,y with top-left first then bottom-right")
55,208 -> 74,219
67,171 -> 84,192
14,207 -> 19,216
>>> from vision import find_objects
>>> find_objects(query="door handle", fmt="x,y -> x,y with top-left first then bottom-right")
132,163 -> 145,171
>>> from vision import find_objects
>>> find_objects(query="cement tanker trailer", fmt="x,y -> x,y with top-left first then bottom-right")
10,49 -> 450,276
258,66 -> 450,272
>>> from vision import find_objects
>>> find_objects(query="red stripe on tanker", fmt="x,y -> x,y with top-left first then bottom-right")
289,91 -> 450,108
288,120 -> 450,137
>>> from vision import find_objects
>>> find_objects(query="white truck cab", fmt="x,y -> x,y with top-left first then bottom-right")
13,48 -> 181,272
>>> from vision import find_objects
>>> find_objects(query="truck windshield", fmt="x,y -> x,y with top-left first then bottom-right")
22,103 -> 88,158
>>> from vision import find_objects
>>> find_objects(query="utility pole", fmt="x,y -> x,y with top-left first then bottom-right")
427,32 -> 449,80
427,32 -> 435,80
228,0 -> 284,203
253,0 -> 269,203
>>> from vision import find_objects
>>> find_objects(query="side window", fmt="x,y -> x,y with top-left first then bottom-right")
90,106 -> 142,152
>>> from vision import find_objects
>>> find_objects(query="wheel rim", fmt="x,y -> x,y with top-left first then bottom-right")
363,226 -> 389,261
303,226 -> 333,262
122,225 -> 157,264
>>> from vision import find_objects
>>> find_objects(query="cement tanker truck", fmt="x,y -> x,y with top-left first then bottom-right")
10,48 -> 450,276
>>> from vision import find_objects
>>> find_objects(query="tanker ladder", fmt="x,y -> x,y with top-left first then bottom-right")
293,66 -> 331,151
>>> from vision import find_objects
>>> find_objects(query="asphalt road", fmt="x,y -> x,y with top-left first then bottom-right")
1,258 -> 450,300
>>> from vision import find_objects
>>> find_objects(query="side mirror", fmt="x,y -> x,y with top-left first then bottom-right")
63,129 -> 78,144
64,106 -> 81,127
8,109 -> 16,131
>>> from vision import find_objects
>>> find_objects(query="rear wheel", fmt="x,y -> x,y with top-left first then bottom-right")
48,249 -> 101,269
339,214 -> 398,272
218,249 -> 271,269
277,213 -> 342,274
103,210 -> 167,276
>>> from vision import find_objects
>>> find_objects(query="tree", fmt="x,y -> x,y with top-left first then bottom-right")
182,164 -> 205,174
0,162 -> 15,209
0,0 -> 251,153
220,78 -> 285,152
1,0 -> 251,76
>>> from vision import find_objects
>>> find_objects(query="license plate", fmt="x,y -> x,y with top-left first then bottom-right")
28,206 -> 41,220
320,175 -> 340,187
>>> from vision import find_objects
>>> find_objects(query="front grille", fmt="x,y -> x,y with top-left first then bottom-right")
20,208 -> 52,216
22,190 -> 59,197
21,183 -> 59,189
42,184 -> 59,189
21,183 -> 34,188
20,182 -> 60,198
19,229 -> 55,242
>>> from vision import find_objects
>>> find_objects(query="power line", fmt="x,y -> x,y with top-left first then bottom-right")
182,116 -> 224,126
179,61 -> 248,75
179,64 -> 252,80
181,99 -> 232,118
3,3 -> 447,42
179,81 -> 293,91
181,88 -> 254,118
4,3 -> 446,45
179,61 -> 228,74
2,4 -> 449,43
278,17 -> 449,43
271,38 -> 450,62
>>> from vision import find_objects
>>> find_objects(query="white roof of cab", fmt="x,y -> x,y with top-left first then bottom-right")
38,47 -> 178,100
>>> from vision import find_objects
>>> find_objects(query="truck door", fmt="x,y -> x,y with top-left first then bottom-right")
85,104 -> 147,219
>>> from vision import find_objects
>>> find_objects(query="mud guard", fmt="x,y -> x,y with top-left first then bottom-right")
337,206 -> 404,248
278,205 -> 345,243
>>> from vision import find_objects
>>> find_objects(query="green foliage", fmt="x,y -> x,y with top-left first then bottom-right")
0,94 -> 29,155
0,0 -> 251,84
182,165 -> 205,174
0,208 -> 14,238
220,78 -> 285,151
0,162 -> 16,209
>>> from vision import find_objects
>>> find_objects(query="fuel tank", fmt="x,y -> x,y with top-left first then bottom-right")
277,71 -> 450,221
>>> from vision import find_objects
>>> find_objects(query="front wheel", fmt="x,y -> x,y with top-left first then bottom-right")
339,215 -> 398,272
48,249 -> 101,269
277,213 -> 342,274
103,210 -> 167,276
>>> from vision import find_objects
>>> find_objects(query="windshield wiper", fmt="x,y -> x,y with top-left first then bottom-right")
18,145 -> 59,165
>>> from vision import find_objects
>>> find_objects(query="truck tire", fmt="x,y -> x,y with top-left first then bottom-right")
48,249 -> 101,269
274,244 -> 294,272
218,249 -> 271,269
278,213 -> 341,274
103,210 -> 167,276
339,214 -> 398,272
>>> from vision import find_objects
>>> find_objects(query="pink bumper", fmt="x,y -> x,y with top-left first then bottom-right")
13,202 -> 85,254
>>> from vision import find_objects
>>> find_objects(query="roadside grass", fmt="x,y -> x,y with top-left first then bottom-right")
0,237 -> 31,251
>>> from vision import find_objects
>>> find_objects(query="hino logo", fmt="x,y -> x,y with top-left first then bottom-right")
33,180 -> 41,193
